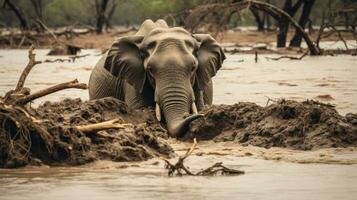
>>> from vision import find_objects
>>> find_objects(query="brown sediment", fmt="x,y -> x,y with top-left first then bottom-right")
0,97 -> 172,168
1,97 -> 357,168
186,99 -> 357,150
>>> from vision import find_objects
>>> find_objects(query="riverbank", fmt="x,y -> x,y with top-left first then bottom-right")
1,28 -> 355,51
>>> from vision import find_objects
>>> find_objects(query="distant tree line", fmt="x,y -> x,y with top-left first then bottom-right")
0,0 -> 356,34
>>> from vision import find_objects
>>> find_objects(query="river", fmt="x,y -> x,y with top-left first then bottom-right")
0,49 -> 357,200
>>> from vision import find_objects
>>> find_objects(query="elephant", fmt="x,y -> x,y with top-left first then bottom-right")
88,19 -> 225,137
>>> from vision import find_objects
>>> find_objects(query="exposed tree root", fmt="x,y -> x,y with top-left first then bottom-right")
0,46 -> 87,167
161,138 -> 244,176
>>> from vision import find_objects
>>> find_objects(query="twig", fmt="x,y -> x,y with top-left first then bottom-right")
36,19 -> 59,44
255,51 -> 258,63
43,53 -> 90,63
265,51 -> 308,61
265,96 -> 277,106
330,25 -> 349,50
161,138 -> 244,176
15,45 -> 41,91
16,79 -> 87,105
43,58 -> 72,63
75,119 -> 133,133
69,53 -> 90,62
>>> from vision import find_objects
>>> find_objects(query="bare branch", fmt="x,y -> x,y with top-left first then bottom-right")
265,51 -> 308,61
15,45 -> 41,91
16,79 -> 87,105
161,138 -> 244,176
75,119 -> 133,133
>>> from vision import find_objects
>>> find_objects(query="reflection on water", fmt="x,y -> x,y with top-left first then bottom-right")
0,49 -> 357,200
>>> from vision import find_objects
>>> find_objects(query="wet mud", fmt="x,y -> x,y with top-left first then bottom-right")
1,97 -> 357,168
0,97 -> 172,168
187,99 -> 357,150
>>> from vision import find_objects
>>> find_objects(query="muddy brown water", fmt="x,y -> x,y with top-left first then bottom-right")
0,48 -> 357,199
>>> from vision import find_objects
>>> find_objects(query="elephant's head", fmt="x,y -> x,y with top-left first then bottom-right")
104,27 -> 225,137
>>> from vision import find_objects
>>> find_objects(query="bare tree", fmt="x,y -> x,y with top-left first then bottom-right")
30,0 -> 44,22
105,0 -> 118,30
289,0 -> 316,47
276,0 -> 304,47
250,7 -> 265,31
94,0 -> 110,34
2,0 -> 28,30
185,0 -> 320,55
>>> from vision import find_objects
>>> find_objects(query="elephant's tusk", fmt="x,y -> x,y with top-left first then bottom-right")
156,103 -> 161,121
192,102 -> 198,114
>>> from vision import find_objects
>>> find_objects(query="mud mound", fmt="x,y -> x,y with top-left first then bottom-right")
187,100 -> 357,150
0,97 -> 172,168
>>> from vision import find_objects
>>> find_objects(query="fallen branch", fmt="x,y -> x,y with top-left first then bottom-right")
75,119 -> 133,133
43,53 -> 90,63
15,45 -> 41,91
265,51 -> 308,61
16,79 -> 87,105
161,138 -> 244,176
4,46 -> 88,105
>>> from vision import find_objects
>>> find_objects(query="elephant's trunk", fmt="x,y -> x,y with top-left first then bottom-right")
160,95 -> 203,137
156,71 -> 202,137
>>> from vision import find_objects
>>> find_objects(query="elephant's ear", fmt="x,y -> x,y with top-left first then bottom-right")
193,34 -> 226,90
104,35 -> 145,93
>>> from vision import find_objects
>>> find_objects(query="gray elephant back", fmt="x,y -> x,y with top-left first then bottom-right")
88,53 -> 124,100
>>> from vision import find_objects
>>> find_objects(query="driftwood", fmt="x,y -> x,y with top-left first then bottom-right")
161,138 -> 244,176
265,51 -> 308,61
75,119 -> 133,133
43,53 -> 91,63
0,46 -> 88,167
3,45 -> 87,105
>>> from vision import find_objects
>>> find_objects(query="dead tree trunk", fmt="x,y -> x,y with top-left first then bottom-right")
95,0 -> 110,34
276,0 -> 292,47
105,0 -> 117,30
265,0 -> 272,30
276,0 -> 304,47
3,0 -> 29,30
250,7 -> 265,31
30,0 -> 43,21
185,0 -> 320,54
289,0 -> 316,47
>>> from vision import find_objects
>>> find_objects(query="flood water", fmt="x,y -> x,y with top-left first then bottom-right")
0,49 -> 357,200
0,49 -> 356,114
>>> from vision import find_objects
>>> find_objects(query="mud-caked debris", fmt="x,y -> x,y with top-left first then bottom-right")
187,100 -> 357,150
0,97 -> 172,168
